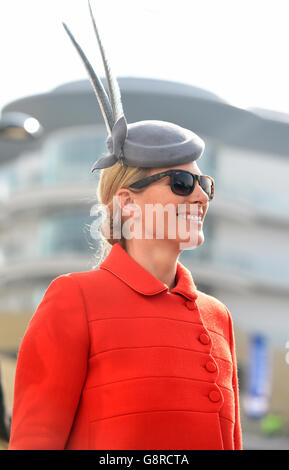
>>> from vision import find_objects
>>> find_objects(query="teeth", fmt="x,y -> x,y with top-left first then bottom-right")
177,214 -> 202,221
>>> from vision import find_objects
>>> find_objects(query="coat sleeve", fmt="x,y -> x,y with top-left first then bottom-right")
8,275 -> 89,450
226,307 -> 243,450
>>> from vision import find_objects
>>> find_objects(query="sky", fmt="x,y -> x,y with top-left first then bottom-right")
1,0 -> 289,116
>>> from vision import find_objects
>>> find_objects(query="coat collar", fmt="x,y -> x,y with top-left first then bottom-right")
99,242 -> 198,301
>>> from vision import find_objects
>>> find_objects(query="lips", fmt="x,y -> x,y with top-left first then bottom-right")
177,210 -> 204,219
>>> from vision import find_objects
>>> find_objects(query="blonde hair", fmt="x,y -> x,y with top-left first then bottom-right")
91,161 -> 152,269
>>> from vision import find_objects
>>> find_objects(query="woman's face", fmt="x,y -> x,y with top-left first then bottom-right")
118,161 -> 210,250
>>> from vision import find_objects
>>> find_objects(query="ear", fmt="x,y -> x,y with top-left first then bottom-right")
114,188 -> 135,211
114,188 -> 142,220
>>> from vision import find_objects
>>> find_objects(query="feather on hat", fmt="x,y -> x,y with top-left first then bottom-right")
63,0 -> 205,172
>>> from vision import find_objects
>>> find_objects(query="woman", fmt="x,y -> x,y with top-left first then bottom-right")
8,2 -> 242,450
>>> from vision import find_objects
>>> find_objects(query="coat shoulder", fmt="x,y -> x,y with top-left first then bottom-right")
58,267 -> 109,287
64,267 -> 111,286
58,268 -> 117,305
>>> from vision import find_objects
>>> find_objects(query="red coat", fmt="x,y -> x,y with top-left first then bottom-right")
9,242 -> 242,450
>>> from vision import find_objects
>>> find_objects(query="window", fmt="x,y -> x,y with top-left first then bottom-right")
42,129 -> 106,186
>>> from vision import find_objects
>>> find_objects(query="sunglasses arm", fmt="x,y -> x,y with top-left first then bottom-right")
129,170 -> 172,189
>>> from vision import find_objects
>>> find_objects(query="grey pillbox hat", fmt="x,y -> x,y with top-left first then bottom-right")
63,1 -> 205,172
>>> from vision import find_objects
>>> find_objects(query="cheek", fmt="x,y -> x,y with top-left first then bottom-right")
135,188 -> 162,209
141,195 -> 183,235
142,186 -> 181,209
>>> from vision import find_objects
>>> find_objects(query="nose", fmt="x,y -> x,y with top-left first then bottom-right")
189,179 -> 209,204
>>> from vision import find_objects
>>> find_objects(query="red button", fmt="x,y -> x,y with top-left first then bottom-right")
209,390 -> 221,402
185,300 -> 195,310
205,361 -> 217,373
199,333 -> 210,345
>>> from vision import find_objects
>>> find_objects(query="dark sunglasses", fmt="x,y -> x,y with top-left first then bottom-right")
128,169 -> 215,200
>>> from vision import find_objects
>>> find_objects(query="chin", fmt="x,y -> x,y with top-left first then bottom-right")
176,233 -> 205,251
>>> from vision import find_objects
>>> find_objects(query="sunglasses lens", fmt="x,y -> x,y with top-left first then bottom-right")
200,176 -> 213,199
172,173 -> 194,195
172,173 -> 213,199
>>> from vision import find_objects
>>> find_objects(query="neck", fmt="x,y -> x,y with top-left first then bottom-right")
122,239 -> 180,291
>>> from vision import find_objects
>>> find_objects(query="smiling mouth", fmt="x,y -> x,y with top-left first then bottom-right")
177,213 -> 203,222
176,208 -> 204,220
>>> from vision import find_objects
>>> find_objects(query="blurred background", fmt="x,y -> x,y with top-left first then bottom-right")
0,0 -> 289,450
